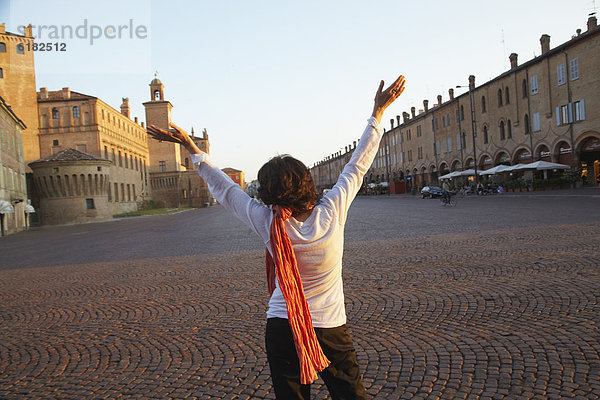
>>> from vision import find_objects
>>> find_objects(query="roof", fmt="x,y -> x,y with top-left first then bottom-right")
0,96 -> 26,129
151,77 -> 162,85
222,167 -> 243,173
37,90 -> 97,102
32,148 -> 106,163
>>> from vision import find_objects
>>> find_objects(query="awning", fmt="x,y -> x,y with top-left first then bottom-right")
25,204 -> 36,213
0,200 -> 14,214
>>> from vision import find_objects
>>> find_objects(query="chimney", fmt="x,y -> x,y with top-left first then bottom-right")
0,23 -> 5,34
191,127 -> 195,137
423,100 -> 429,112
437,95 -> 442,106
120,97 -> 130,118
62,87 -> 71,99
390,118 -> 395,129
345,146 -> 348,153
540,34 -> 550,55
402,111 -> 410,123
141,122 -> 145,128
588,14 -> 598,31
411,107 -> 416,118
469,75 -> 476,90
509,53 -> 518,69
449,88 -> 454,100
396,115 -> 401,126
134,116 -> 138,123
353,140 -> 356,149
24,24 -> 33,37
576,28 -> 582,36
39,87 -> 48,99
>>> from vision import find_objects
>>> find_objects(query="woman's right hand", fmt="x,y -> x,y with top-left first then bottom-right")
147,123 -> 203,154
372,75 -> 406,122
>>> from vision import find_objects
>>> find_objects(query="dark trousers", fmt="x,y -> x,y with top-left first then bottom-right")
266,318 -> 366,400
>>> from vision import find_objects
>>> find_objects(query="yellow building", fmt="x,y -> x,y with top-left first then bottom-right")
0,95 -> 30,236
0,23 -> 40,165
312,15 -> 600,191
36,88 -> 150,215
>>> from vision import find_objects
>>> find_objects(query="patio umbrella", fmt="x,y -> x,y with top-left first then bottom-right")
512,161 -> 570,170
480,165 -> 514,175
458,169 -> 485,176
0,200 -> 14,214
439,171 -> 462,180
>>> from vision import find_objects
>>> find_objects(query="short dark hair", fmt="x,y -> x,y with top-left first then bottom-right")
257,155 -> 318,211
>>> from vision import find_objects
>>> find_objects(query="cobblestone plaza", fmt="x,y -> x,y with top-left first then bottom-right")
1,190 -> 599,399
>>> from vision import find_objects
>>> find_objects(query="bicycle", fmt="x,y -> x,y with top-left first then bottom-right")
440,191 -> 457,206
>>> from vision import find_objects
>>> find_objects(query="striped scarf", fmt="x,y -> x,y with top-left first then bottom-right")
265,205 -> 330,384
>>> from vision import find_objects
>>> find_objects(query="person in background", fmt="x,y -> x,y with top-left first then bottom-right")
147,75 -> 406,400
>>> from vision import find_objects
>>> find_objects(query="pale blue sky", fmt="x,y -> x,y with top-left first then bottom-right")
3,0 -> 597,179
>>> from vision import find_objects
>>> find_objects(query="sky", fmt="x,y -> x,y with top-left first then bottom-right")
3,0 -> 597,180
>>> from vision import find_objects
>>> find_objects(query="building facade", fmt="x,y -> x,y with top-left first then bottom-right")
312,15 -> 600,192
36,88 -> 150,215
143,77 -> 212,208
0,95 -> 29,236
222,167 -> 245,189
0,23 -> 40,165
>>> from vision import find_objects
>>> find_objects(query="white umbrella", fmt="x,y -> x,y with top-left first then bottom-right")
439,171 -> 462,180
25,204 -> 36,213
378,182 -> 389,187
0,200 -> 14,214
480,165 -> 514,175
512,161 -> 570,170
458,169 -> 485,176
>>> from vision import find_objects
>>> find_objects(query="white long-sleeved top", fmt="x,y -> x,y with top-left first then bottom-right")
191,117 -> 384,328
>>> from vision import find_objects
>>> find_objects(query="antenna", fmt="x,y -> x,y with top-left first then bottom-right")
591,0 -> 597,16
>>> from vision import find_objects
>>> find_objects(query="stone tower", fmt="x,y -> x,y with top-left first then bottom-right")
143,76 -> 182,172
0,23 -> 41,165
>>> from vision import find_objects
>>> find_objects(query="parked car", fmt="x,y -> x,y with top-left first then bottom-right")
421,186 -> 444,198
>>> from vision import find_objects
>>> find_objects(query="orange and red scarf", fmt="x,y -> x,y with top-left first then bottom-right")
265,205 -> 330,384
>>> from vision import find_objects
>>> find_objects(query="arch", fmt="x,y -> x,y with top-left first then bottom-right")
464,157 -> 474,168
478,153 -> 493,170
497,88 -> 503,107
574,131 -> 600,153
16,44 -> 24,54
513,147 -> 533,164
493,150 -> 511,165
499,120 -> 506,140
534,143 -> 552,161
553,140 -> 573,165
450,159 -> 461,171
0,42 -> 6,52
439,162 -> 450,175
154,90 -> 161,100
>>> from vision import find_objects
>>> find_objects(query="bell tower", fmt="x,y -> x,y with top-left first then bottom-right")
143,74 -> 182,172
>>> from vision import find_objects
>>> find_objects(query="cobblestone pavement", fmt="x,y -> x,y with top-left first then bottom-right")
0,192 -> 599,399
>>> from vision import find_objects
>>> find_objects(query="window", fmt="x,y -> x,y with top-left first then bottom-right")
52,108 -> 59,119
417,126 -> 421,137
500,121 -> 505,140
443,138 -> 448,153
557,64 -> 566,85
481,96 -> 486,113
185,157 -> 189,168
448,137 -> 452,152
574,100 -> 586,121
524,114 -> 530,134
570,58 -> 579,80
522,79 -> 528,98
154,90 -> 161,100
0,42 -> 5,52
505,87 -> 510,104
455,109 -> 460,123
53,139 -> 59,146
118,151 -> 123,167
460,105 -> 465,120
498,89 -> 503,107
0,68 -> 3,79
104,146 -> 108,159
159,161 -> 166,172
73,106 -> 80,118
16,44 -> 24,54
457,134 -> 462,150
531,75 -> 538,95
114,183 -> 119,201
483,126 -> 488,144
533,112 -> 541,132
86,198 -> 95,209
507,119 -> 512,138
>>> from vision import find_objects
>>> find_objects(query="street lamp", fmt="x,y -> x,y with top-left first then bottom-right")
456,79 -> 478,184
